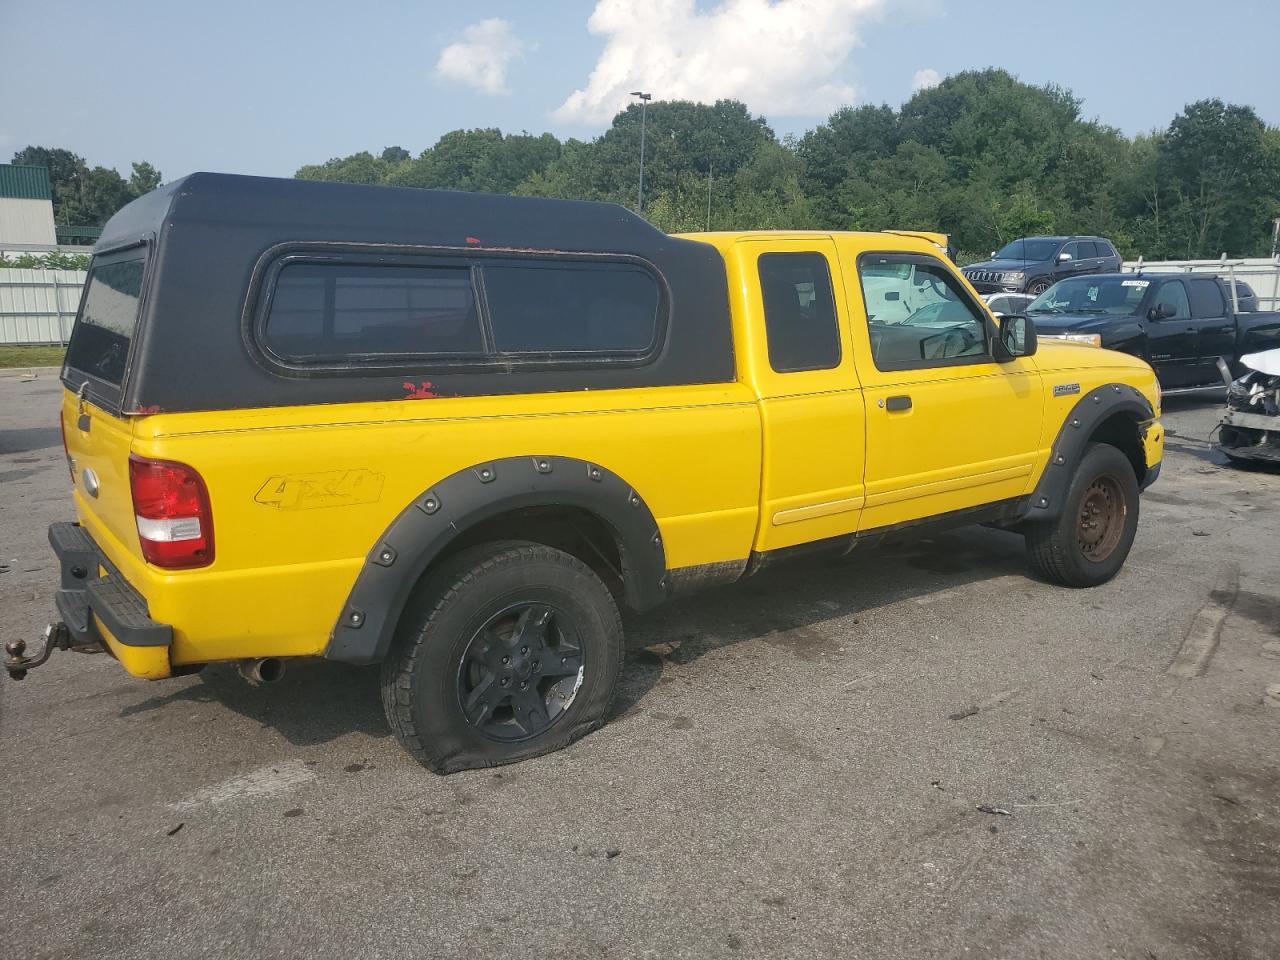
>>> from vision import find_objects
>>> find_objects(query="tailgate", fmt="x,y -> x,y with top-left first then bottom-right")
62,391 -> 141,568
60,249 -> 151,568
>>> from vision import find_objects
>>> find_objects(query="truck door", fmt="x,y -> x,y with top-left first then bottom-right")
1145,279 -> 1198,387
1187,277 -> 1234,383
845,249 -> 1043,531
735,238 -> 866,553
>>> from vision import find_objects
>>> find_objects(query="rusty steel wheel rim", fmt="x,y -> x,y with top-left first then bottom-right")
1076,475 -> 1126,562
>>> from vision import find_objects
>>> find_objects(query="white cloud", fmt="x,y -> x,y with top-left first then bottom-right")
554,0 -> 886,123
435,18 -> 526,95
912,67 -> 941,91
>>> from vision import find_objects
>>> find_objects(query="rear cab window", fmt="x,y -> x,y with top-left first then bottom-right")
63,251 -> 148,406
757,253 -> 841,372
1189,279 -> 1226,319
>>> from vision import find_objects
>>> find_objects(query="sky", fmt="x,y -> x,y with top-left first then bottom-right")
2,0 -> 1276,181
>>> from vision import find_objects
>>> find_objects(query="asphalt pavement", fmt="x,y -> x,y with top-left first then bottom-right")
1,372 -> 1277,960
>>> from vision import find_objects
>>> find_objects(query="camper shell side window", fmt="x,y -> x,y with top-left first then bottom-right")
252,246 -> 667,376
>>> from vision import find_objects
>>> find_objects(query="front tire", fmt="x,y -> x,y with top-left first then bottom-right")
1027,279 -> 1052,296
1024,442 -> 1140,587
381,541 -> 623,773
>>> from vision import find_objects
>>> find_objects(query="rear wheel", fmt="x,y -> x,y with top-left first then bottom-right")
1024,442 -> 1140,587
381,541 -> 623,773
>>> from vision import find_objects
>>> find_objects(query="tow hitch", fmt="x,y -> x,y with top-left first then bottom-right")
5,623 -> 74,680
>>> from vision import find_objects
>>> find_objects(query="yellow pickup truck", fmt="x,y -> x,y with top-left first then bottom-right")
6,174 -> 1163,773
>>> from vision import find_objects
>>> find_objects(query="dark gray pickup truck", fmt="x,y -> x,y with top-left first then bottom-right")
1025,273 -> 1280,392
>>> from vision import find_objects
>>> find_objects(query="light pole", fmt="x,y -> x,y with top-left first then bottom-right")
706,161 -> 712,231
629,91 -> 651,213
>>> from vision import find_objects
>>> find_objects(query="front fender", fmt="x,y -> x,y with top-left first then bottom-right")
324,456 -> 666,666
1025,383 -> 1156,521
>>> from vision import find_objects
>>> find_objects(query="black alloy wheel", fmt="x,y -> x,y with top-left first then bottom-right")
381,541 -> 623,773
456,601 -> 585,741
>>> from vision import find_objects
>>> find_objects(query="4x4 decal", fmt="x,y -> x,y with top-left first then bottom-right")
255,469 -> 385,510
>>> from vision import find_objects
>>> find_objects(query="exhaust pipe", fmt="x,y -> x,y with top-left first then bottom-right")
238,657 -> 285,685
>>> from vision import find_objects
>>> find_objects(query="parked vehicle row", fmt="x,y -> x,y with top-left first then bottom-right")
1023,273 -> 1280,393
963,236 -> 1123,296
6,173 -> 1164,774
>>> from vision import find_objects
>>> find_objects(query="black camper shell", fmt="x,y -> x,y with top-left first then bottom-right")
63,173 -> 735,414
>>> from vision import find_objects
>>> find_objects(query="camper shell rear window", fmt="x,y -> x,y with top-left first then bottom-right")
63,251 -> 148,399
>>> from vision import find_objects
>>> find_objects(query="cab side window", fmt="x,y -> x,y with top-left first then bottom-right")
858,254 -> 990,370
758,253 -> 841,372
1152,280 -> 1190,320
1189,279 -> 1226,319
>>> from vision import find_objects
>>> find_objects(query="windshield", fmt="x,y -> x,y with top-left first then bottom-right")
993,239 -> 1060,262
1028,277 -> 1149,315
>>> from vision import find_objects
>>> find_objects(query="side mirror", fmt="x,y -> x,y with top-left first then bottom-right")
995,314 -> 1037,360
990,251 -> 996,258
1148,303 -> 1175,321
1058,252 -> 1072,262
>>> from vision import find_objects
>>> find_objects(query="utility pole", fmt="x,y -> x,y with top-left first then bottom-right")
629,91 -> 652,214
706,162 -> 713,231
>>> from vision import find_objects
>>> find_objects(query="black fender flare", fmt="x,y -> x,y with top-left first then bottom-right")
1024,382 -> 1155,522
324,456 -> 667,665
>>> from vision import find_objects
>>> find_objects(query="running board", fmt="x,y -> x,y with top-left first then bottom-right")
1160,357 -> 1233,397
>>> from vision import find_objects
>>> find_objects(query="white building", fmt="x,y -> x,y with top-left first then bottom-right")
0,163 -> 58,248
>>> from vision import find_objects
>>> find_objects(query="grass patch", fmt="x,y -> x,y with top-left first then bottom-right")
0,345 -> 65,369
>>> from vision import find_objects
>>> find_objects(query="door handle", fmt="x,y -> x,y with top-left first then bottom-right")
885,395 -> 912,412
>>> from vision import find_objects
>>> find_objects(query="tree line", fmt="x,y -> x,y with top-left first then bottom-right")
14,69 -> 1280,264
296,70 -> 1280,263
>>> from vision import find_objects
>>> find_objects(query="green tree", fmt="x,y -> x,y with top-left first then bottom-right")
524,99 -> 773,209
12,146 -> 89,222
389,129 -> 561,193
1154,99 -> 1280,257
12,146 -> 159,225
129,161 -> 162,196
295,150 -> 392,185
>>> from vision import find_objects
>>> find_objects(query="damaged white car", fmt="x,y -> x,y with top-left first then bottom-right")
1217,347 -> 1280,466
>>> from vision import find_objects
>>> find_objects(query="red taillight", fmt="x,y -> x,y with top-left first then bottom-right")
128,455 -> 214,569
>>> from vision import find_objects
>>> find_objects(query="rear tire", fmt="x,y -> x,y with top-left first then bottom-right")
1024,442 -> 1140,588
381,541 -> 623,773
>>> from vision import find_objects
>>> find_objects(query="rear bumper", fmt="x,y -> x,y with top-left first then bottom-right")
49,522 -> 174,679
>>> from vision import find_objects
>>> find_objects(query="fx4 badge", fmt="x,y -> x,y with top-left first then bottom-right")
255,469 -> 384,510
1053,383 -> 1081,397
